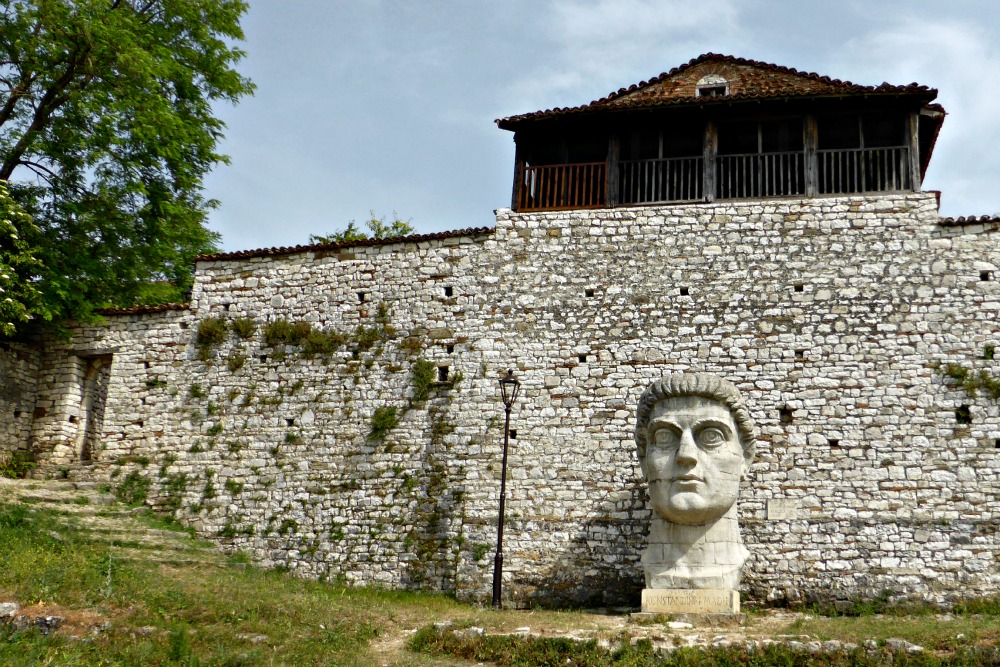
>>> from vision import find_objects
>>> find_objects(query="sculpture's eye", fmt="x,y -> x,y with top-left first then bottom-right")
698,427 -> 726,448
652,428 -> 679,450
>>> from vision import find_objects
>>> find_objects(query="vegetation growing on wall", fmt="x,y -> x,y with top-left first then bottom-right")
937,362 -> 1000,399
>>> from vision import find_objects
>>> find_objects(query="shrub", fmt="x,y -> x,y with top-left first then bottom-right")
196,317 -> 228,359
369,406 -> 398,440
231,316 -> 257,340
303,328 -> 346,357
115,471 -> 151,506
227,352 -> 247,372
411,358 -> 436,403
0,450 -> 35,479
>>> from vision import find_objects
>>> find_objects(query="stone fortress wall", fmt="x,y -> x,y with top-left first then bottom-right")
7,191 -> 1000,607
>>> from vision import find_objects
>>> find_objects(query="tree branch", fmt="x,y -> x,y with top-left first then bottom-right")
0,47 -> 90,179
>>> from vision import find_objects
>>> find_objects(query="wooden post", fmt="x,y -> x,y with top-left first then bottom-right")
607,132 -> 619,208
804,114 -> 818,197
511,138 -> 525,210
703,121 -> 717,202
907,111 -> 921,191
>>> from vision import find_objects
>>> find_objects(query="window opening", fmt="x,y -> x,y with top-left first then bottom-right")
437,366 -> 449,382
956,405 -> 972,424
696,74 -> 729,98
444,286 -> 453,297
779,407 -> 794,425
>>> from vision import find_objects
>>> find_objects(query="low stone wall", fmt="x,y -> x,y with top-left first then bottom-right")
23,193 -> 1000,607
0,342 -> 41,461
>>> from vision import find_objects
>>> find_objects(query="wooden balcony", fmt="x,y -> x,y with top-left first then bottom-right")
513,146 -> 913,212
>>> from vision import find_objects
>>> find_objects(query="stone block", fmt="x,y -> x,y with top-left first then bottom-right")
641,588 -> 740,614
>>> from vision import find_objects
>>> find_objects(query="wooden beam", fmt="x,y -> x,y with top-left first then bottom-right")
907,111 -> 921,191
607,132 -> 619,208
804,114 -> 818,197
703,121 -> 717,202
511,138 -> 525,210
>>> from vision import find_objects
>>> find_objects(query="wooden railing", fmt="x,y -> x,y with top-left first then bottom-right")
618,156 -> 703,204
818,146 -> 911,194
512,147 -> 914,211
517,162 -> 606,211
716,151 -> 806,199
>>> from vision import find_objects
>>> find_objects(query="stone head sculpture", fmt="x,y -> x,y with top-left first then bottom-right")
635,373 -> 756,591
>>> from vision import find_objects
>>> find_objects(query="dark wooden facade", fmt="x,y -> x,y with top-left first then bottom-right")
498,55 -> 944,213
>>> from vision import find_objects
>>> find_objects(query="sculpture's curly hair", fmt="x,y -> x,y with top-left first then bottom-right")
635,373 -> 756,468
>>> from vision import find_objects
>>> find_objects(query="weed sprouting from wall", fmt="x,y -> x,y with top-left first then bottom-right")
937,362 -> 1000,399
369,406 -> 399,440
227,352 -> 247,372
115,471 -> 150,506
411,359 -> 436,403
196,317 -> 228,360
231,317 -> 257,340
189,384 -> 206,399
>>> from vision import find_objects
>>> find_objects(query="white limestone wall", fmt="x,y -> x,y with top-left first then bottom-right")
0,342 -> 41,459
30,193 -> 1000,607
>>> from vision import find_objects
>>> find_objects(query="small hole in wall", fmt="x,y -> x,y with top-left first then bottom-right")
956,405 -> 972,424
795,349 -> 806,360
985,345 -> 995,361
14,410 -> 22,419
981,271 -> 994,282
446,344 -> 455,354
179,322 -> 189,329
995,439 -> 1000,449
585,288 -> 595,298
143,361 -> 151,369
259,355 -> 267,363
578,354 -> 587,363
509,430 -> 517,440
357,292 -> 367,303
444,286 -> 453,297
68,415 -> 78,424
136,420 -> 144,428
679,287 -> 690,296
779,407 -> 793,425
794,284 -> 804,293
285,418 -> 295,427
437,366 -> 449,382
828,439 -> 840,448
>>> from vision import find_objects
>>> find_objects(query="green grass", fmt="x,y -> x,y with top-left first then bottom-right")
2,497 -> 999,666
0,500 -> 462,666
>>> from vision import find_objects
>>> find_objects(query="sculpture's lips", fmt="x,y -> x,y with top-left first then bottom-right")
672,474 -> 702,482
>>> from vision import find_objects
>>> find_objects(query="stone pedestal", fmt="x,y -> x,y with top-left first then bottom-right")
641,588 -> 740,614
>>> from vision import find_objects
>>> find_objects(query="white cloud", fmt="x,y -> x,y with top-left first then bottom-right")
505,0 -> 742,112
834,18 -> 1000,215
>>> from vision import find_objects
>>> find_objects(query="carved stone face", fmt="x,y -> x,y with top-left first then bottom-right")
645,395 -> 748,526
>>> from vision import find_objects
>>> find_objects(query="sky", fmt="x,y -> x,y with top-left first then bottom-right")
202,0 -> 1000,252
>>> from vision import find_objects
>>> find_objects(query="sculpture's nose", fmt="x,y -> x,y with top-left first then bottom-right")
674,429 -> 698,466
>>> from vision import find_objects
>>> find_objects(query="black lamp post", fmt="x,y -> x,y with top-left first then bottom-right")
492,369 -> 520,609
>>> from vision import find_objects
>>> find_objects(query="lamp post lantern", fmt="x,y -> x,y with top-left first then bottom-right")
492,369 -> 520,609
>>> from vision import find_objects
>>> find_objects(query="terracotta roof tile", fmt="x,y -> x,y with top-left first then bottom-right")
195,226 -> 495,262
938,215 -> 1000,227
497,53 -> 938,129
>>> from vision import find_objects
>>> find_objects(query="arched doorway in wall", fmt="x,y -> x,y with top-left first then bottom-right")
75,355 -> 113,462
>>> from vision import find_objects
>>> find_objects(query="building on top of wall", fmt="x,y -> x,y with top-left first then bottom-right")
497,53 -> 944,211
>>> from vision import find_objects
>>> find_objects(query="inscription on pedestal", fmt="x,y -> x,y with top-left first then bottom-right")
767,498 -> 800,520
641,588 -> 740,614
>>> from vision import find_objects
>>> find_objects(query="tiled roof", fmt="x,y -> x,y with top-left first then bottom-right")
196,226 -> 495,262
497,53 -> 939,129
938,215 -> 1000,227
97,303 -> 190,316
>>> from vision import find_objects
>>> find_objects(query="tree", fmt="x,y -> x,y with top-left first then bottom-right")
309,212 -> 416,245
0,0 -> 253,331
0,180 -> 44,336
